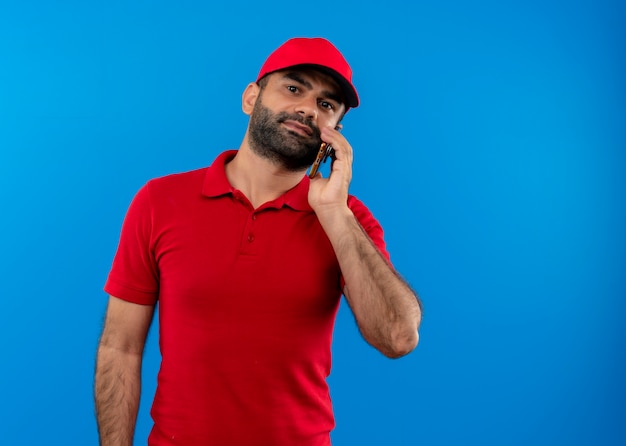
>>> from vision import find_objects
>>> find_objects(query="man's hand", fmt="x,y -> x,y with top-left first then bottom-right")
308,126 -> 353,218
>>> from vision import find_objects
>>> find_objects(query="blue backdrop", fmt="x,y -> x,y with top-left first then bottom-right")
1,1 -> 624,444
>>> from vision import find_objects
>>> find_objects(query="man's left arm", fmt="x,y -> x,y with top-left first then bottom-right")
309,128 -> 422,358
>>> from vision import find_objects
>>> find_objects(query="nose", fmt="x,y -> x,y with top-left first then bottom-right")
295,95 -> 318,121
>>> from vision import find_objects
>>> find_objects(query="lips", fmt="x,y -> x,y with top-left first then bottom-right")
282,120 -> 313,137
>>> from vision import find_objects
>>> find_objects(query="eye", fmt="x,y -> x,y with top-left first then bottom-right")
287,85 -> 298,93
319,100 -> 335,111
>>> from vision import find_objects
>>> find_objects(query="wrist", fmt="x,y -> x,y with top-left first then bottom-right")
315,205 -> 357,237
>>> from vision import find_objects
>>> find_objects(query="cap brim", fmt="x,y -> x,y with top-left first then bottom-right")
264,64 -> 359,109
303,64 -> 359,109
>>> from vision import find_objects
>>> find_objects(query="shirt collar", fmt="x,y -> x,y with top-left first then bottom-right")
202,150 -> 313,212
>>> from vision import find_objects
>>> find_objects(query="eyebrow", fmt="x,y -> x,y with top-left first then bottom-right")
282,71 -> 344,106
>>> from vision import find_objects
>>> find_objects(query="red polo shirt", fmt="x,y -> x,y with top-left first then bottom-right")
105,150 -> 389,445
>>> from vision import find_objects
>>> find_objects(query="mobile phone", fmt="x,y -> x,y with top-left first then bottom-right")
308,142 -> 334,178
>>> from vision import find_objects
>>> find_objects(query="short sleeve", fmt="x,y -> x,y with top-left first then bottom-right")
104,183 -> 159,305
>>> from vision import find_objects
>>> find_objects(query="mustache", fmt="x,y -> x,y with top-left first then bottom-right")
276,112 -> 321,140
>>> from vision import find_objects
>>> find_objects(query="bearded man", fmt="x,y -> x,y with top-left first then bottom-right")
95,37 -> 422,446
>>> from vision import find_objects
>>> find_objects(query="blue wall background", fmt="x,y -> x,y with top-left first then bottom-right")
1,1 -> 624,444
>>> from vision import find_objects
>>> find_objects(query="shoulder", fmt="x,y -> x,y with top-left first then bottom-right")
140,167 -> 208,199
143,150 -> 235,198
124,167 -> 209,215
146,167 -> 208,190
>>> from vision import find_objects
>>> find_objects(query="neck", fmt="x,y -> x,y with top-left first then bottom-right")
226,134 -> 306,209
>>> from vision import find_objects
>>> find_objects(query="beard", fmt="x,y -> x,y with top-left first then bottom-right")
247,97 -> 323,172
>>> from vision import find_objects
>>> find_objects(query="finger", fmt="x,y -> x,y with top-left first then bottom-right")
320,126 -> 343,147
321,128 -> 352,162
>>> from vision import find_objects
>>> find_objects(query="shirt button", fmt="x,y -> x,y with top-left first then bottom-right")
247,234 -> 255,243
252,214 -> 257,220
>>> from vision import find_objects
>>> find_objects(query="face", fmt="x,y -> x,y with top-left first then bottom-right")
246,69 -> 346,172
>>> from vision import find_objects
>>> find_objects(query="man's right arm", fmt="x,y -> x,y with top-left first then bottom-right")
95,296 -> 155,446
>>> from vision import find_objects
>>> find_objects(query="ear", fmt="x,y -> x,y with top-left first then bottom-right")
242,82 -> 260,115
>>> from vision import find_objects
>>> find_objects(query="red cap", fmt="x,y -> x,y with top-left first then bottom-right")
256,37 -> 359,109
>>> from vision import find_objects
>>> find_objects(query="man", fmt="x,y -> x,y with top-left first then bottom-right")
95,37 -> 422,446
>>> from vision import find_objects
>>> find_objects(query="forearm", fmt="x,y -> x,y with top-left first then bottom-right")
95,345 -> 142,446
320,207 -> 421,358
